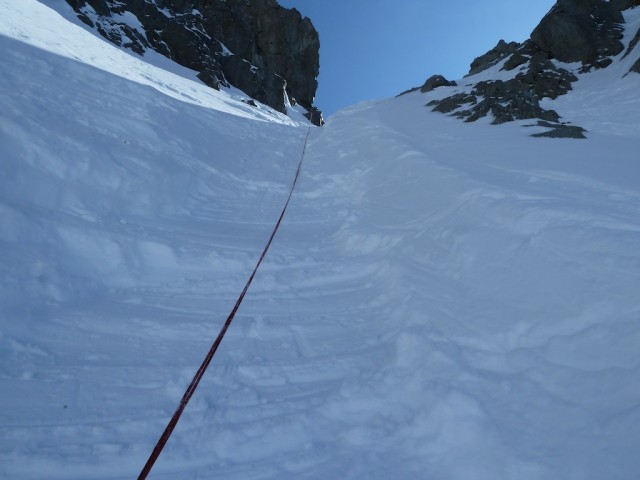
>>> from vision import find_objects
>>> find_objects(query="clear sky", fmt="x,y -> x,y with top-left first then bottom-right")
276,0 -> 556,117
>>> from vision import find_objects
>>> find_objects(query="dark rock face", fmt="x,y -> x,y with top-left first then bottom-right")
469,80 -> 560,124
623,26 -> 640,58
622,24 -> 640,73
510,45 -> 578,100
467,40 -> 520,76
428,79 -> 560,125
531,121 -> 587,139
420,75 -> 457,93
610,0 -> 640,10
417,0 -> 640,138
428,93 -> 476,115
304,107 -> 324,126
427,41 -> 576,128
530,0 -> 626,68
65,0 -> 321,121
623,22 -> 640,74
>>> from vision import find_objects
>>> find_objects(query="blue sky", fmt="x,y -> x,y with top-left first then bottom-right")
277,0 -> 556,117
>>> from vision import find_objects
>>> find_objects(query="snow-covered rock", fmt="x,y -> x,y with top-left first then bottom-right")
422,0 -> 640,136
64,0 -> 321,120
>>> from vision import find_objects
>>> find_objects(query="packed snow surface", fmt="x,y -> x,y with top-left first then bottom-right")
1,1 -> 640,479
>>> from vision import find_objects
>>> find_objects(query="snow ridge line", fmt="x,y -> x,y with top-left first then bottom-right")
138,125 -> 312,480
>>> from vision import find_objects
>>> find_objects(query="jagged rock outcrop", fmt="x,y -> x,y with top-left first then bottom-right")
467,40 -> 520,77
623,24 -> 640,73
427,79 -> 561,125
624,26 -> 640,57
65,0 -> 322,123
426,43 -> 577,134
415,0 -> 640,138
420,75 -> 457,93
504,45 -> 578,99
396,74 -> 457,97
531,0 -> 627,70
531,121 -> 586,139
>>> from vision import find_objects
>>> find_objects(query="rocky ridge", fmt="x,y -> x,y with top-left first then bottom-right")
65,0 -> 323,124
414,0 -> 640,138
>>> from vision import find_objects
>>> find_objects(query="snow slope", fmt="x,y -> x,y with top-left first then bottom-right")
1,1 -> 640,479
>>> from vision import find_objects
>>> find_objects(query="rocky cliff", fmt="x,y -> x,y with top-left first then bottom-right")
65,0 -> 322,124
412,0 -> 640,138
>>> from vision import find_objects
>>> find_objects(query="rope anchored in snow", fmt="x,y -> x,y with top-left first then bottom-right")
138,125 -> 311,479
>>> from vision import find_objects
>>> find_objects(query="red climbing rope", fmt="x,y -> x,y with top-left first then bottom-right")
138,125 -> 311,479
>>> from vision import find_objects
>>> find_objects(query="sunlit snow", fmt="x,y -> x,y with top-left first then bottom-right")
1,1 -> 639,479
